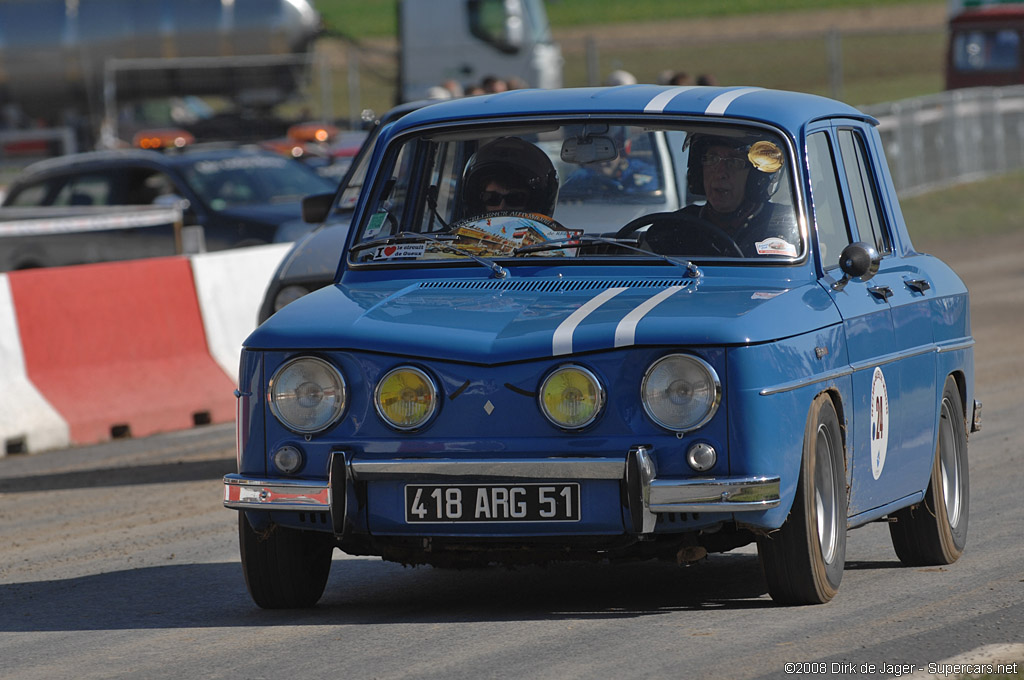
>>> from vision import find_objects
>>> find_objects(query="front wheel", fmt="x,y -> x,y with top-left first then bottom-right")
239,513 -> 335,609
757,393 -> 847,605
888,376 -> 969,565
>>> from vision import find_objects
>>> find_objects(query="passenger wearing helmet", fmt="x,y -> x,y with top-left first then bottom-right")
641,133 -> 799,258
460,137 -> 559,218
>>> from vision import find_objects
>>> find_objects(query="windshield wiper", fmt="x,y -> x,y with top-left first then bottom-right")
350,231 -> 509,279
513,235 -> 701,278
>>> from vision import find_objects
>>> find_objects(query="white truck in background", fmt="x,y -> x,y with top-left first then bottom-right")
398,0 -> 563,102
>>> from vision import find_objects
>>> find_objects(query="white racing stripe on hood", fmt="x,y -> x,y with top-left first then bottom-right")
705,87 -> 762,115
644,86 -> 698,113
614,285 -> 685,348
552,287 -> 627,356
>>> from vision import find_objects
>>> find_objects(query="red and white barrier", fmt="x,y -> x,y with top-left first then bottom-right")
0,244 -> 289,456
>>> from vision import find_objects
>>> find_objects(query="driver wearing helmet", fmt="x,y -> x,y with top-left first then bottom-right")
461,137 -> 559,218
641,133 -> 799,257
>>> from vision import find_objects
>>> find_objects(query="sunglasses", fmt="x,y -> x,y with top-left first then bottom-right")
480,189 -> 530,208
701,153 -> 749,171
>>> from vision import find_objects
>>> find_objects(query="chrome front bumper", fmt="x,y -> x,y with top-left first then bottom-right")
223,446 -> 781,534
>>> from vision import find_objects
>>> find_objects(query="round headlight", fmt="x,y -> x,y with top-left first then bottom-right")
269,356 -> 347,433
539,364 -> 605,430
641,354 -> 720,432
375,366 -> 438,430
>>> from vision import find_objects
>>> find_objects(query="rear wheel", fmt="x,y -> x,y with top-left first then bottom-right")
238,513 -> 335,609
757,393 -> 847,605
889,376 -> 969,565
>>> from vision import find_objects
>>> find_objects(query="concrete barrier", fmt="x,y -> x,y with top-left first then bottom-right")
0,245 -> 288,456
0,275 -> 71,454
192,243 -> 290,378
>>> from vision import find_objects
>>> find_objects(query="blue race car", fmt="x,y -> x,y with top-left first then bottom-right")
224,85 -> 980,607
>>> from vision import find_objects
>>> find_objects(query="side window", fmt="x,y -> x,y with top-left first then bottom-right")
468,0 -> 520,53
837,129 -> 891,254
5,181 -> 53,207
806,132 -> 851,268
52,173 -> 113,206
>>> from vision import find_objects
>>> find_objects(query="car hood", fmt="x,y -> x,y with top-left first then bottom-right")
217,202 -> 302,226
246,273 -> 840,362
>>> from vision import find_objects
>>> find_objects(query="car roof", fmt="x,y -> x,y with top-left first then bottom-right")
391,85 -> 874,136
11,144 -> 286,180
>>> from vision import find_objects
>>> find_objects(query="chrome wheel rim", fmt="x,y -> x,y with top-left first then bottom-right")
938,396 -> 963,528
814,422 -> 839,564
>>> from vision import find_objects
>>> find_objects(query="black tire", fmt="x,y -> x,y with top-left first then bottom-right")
238,513 -> 335,609
757,393 -> 847,605
889,376 -> 969,565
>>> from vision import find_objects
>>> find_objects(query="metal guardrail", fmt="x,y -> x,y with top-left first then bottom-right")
0,204 -> 196,272
862,86 -> 1024,197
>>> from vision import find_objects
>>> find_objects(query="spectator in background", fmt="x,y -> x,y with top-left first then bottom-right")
668,71 -> 693,86
505,76 -> 528,90
481,75 -> 509,93
605,69 -> 637,86
697,73 -> 718,86
441,78 -> 464,98
426,86 -> 453,100
465,84 -> 486,96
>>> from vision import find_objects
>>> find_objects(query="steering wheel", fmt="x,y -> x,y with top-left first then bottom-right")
615,211 -> 744,258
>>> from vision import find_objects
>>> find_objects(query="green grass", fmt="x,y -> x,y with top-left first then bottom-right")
313,0 -> 943,39
901,171 -> 1024,247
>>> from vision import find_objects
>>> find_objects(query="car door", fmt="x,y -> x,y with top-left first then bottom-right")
807,121 -> 933,519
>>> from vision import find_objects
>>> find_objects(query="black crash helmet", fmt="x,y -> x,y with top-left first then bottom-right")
684,133 -> 785,203
461,136 -> 559,216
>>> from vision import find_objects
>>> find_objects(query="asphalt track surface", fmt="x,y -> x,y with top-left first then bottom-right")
1,230 -> 1022,680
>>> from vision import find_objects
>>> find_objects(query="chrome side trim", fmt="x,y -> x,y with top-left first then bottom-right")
936,337 -> 975,353
759,366 -> 852,396
648,475 -> 781,513
224,474 -> 330,510
348,458 -> 625,481
759,337 -> 974,396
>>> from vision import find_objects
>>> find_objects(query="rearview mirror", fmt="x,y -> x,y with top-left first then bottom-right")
560,135 -> 619,165
302,192 -> 335,224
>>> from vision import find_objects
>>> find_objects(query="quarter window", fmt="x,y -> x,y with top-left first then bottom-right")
837,129 -> 890,254
806,132 -> 851,268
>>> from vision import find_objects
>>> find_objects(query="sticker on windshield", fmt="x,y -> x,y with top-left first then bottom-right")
754,238 -> 798,257
364,212 -> 389,239
371,243 -> 427,260
442,211 -> 583,258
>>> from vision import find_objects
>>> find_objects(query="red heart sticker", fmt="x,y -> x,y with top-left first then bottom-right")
383,246 -> 397,256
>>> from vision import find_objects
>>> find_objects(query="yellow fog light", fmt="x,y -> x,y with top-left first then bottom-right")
539,365 -> 605,430
375,366 -> 438,430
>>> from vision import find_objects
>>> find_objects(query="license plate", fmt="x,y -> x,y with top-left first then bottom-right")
405,483 -> 580,523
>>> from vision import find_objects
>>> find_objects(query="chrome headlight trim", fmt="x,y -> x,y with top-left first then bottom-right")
641,353 -> 721,432
538,364 -> 606,430
374,365 -> 440,431
268,356 -> 347,434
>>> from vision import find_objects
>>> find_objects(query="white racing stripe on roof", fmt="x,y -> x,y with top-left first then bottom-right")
644,86 -> 699,113
552,287 -> 628,356
705,87 -> 762,115
614,286 -> 685,348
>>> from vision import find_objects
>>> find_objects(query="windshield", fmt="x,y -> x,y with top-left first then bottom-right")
350,119 -> 801,267
182,153 -> 335,211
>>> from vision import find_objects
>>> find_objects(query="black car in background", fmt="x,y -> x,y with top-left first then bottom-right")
256,100 -> 432,324
1,144 -> 335,270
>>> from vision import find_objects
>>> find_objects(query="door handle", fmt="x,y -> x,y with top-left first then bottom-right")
868,285 -> 893,300
904,278 -> 931,293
